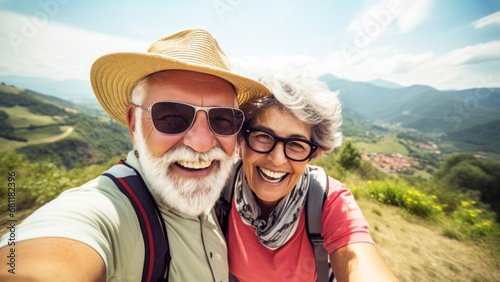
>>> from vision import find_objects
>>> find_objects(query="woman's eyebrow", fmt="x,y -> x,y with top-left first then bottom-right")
252,126 -> 310,140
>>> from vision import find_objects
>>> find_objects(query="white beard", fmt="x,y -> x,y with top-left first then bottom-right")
134,117 -> 237,217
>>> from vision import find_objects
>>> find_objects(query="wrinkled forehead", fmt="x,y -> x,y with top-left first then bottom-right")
141,70 -> 239,107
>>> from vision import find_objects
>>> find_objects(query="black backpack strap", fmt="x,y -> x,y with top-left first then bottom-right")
103,160 -> 169,282
215,160 -> 242,236
305,165 -> 333,282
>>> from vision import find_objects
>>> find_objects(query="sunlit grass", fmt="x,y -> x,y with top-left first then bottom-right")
347,179 -> 499,240
0,106 -> 56,127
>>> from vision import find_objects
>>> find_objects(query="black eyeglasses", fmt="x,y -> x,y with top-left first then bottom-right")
134,101 -> 245,136
244,128 -> 318,161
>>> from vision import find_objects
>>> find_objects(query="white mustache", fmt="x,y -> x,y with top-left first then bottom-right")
162,145 -> 227,166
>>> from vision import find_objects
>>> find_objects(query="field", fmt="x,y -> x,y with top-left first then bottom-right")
355,136 -> 409,155
0,104 -> 76,152
0,106 -> 56,128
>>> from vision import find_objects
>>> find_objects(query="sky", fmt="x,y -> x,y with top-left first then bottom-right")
0,0 -> 499,91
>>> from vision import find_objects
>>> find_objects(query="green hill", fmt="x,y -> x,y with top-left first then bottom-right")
446,88 -> 500,109
0,85 -> 132,169
444,118 -> 500,154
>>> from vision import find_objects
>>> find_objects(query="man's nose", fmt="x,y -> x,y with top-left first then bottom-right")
183,111 -> 217,153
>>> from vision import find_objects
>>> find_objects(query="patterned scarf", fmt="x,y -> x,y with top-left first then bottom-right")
234,165 -> 309,250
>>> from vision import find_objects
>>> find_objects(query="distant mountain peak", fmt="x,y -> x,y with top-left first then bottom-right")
367,79 -> 404,89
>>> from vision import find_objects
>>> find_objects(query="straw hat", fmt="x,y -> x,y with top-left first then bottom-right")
90,27 -> 270,126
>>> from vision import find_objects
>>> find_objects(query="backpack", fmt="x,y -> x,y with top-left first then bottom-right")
215,161 -> 334,282
103,160 -> 169,282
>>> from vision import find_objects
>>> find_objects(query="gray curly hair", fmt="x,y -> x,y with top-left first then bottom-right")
241,74 -> 342,160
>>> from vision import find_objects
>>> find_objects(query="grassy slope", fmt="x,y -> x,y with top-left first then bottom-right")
0,105 -> 74,152
0,84 -> 22,94
358,198 -> 500,281
0,106 -> 56,127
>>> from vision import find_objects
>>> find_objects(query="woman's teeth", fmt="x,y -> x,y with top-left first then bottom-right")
258,167 -> 287,183
178,160 -> 212,169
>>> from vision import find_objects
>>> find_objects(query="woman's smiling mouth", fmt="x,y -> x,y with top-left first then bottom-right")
257,167 -> 288,183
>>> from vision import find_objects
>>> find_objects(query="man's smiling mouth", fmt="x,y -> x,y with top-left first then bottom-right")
177,160 -> 213,170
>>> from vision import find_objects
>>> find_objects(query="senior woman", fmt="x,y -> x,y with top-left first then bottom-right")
220,75 -> 398,281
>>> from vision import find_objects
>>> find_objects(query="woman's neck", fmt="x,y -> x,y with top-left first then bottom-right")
257,198 -> 278,221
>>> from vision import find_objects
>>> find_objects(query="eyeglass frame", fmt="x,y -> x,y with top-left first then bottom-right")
132,101 -> 245,136
244,127 -> 319,161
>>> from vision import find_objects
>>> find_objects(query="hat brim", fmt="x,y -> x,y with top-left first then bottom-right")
91,52 -> 270,126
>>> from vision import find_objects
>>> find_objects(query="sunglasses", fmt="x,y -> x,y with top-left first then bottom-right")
244,127 -> 319,161
134,101 -> 245,136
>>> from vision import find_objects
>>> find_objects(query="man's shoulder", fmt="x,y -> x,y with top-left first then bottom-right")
53,173 -> 140,219
59,174 -> 128,201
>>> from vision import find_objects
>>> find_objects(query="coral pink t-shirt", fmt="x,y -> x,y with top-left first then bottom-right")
227,177 -> 374,282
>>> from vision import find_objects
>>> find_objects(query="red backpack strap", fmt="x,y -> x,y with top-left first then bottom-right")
103,160 -> 169,282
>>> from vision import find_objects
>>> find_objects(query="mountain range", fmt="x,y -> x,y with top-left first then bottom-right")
319,74 -> 500,153
1,74 -> 499,156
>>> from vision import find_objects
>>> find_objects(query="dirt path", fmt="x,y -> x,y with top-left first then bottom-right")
37,126 -> 74,143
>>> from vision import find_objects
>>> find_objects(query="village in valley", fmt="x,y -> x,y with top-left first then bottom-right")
361,141 -> 440,174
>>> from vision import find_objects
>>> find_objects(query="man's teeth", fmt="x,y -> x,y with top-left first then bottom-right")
178,160 -> 212,169
259,167 -> 286,183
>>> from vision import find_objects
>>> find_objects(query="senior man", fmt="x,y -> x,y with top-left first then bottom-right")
0,27 -> 269,281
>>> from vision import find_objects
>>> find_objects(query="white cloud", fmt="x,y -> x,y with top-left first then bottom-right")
345,0 -> 432,49
442,41 -> 500,66
0,10 -> 149,80
231,54 -> 322,80
471,10 -> 500,29
396,0 -> 433,33
232,40 -> 500,91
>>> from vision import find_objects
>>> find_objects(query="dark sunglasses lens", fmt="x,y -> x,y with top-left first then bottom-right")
208,108 -> 244,135
151,102 -> 195,134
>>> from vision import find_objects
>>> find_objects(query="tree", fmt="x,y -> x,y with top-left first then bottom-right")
337,140 -> 361,171
434,153 -> 500,219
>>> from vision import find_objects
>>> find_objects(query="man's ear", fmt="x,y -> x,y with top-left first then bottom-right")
126,104 -> 137,146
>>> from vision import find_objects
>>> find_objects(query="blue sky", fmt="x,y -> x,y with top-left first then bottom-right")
0,0 -> 499,90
